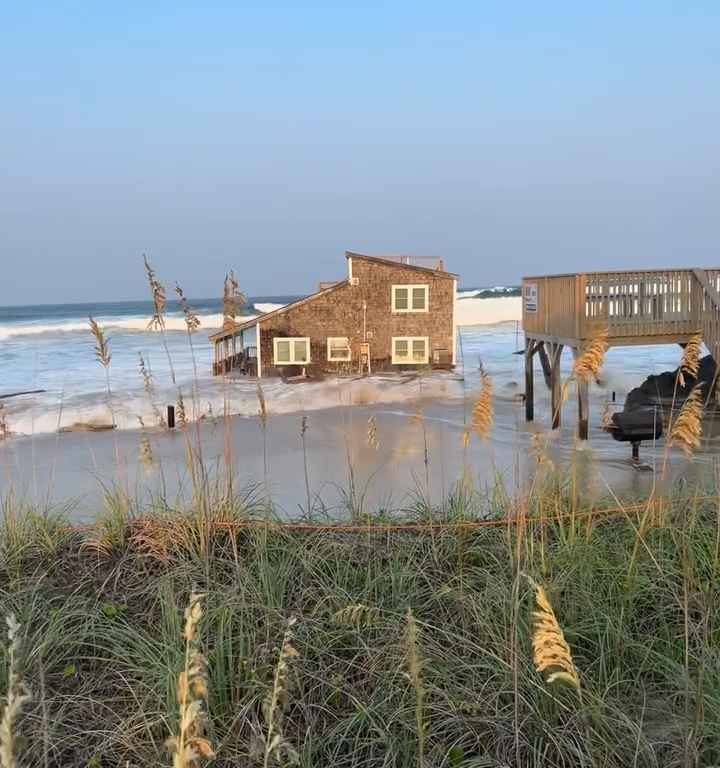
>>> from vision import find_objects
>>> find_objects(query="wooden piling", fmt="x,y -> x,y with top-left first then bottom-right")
525,339 -> 534,422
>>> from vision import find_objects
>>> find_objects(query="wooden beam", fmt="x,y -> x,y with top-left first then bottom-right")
536,342 -> 553,390
550,342 -> 563,430
573,347 -> 590,439
525,338 -> 535,422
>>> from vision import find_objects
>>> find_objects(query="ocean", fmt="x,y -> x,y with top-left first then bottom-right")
1,293 -> 712,516
0,296 -> 296,435
0,291 -> 690,441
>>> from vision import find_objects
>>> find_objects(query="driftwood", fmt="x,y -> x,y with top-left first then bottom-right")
59,422 -> 116,433
0,389 -> 46,400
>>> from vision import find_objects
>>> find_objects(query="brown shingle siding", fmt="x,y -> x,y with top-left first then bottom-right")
256,257 -> 455,377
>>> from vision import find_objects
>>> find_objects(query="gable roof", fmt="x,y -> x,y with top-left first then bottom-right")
209,279 -> 349,342
346,251 -> 457,278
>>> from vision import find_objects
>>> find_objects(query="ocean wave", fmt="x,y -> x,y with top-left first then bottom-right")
2,373 -> 463,437
0,313 -> 236,339
0,303 -> 287,340
254,302 -> 286,314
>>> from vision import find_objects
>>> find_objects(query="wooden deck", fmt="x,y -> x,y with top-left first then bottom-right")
522,268 -> 720,438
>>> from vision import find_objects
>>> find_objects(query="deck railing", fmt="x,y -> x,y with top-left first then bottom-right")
522,269 -> 718,344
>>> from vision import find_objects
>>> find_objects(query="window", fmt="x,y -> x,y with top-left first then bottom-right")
392,337 -> 429,364
273,337 -> 310,365
327,337 -> 351,361
392,284 -> 428,313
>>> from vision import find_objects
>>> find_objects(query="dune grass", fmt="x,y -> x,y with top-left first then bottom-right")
0,473 -> 718,767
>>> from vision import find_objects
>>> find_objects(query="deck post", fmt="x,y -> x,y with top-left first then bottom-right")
574,347 -> 589,439
525,338 -> 535,422
550,342 -> 563,430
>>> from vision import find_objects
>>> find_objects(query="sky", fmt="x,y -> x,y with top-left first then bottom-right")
1,1 -> 719,305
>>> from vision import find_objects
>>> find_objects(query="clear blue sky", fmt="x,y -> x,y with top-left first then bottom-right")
1,1 -> 718,304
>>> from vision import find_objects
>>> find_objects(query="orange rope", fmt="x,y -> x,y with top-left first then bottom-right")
78,493 -> 715,536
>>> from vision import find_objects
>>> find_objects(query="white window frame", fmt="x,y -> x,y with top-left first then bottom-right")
392,284 -> 429,313
392,336 -> 429,364
327,336 -> 352,362
273,337 -> 311,365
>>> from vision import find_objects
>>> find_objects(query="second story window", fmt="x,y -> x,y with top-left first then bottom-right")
392,284 -> 428,313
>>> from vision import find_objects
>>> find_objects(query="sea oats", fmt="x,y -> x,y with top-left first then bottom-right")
573,330 -> 608,383
139,432 -> 154,470
256,383 -> 268,429
471,367 -> 494,440
175,283 -> 201,333
531,582 -> 581,696
166,593 -> 214,767
223,270 -> 246,330
669,384 -> 704,457
88,317 -> 111,368
367,415 -> 379,450
678,331 -> 702,388
404,609 -> 425,768
177,390 -> 188,428
0,405 -> 9,441
138,352 -> 166,427
0,614 -> 32,768
144,255 -> 167,331
332,604 -> 379,628
260,617 -> 300,768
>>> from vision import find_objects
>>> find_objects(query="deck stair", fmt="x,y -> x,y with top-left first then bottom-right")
522,268 -> 720,439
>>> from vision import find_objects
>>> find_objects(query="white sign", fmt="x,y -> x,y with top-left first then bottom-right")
524,283 -> 538,313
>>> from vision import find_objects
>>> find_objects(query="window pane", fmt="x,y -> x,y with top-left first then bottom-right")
412,287 -> 426,310
412,339 -> 426,361
276,340 -> 290,362
330,338 -> 350,359
394,288 -> 408,309
395,340 -> 409,358
293,340 -> 308,362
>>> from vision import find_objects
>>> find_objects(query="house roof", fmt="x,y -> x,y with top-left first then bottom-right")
209,252 -> 456,343
209,280 -> 348,342
345,251 -> 458,278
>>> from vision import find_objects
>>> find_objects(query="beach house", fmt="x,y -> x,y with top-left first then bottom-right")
210,252 -> 457,378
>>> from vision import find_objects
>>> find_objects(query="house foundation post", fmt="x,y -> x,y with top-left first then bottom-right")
550,342 -> 563,430
525,338 -> 535,422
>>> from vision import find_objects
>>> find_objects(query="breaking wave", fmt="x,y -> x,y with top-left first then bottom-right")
0,303 -> 288,340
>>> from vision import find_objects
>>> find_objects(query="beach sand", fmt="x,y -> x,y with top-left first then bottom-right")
1,375 -> 710,521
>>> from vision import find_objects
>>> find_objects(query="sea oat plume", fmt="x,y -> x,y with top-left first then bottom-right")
530,583 -> 581,696
678,331 -> 702,388
367,415 -> 379,450
0,614 -> 32,768
177,390 -> 188,428
669,384 -> 704,457
139,433 -> 154,470
259,617 -> 300,767
144,255 -> 167,331
0,406 -> 10,442
573,330 -> 608,383
166,593 -> 214,767
175,284 -> 201,333
471,367 -> 494,440
138,353 -> 166,427
88,317 -> 111,368
256,383 -> 268,428
404,609 -> 425,768
222,270 -> 246,330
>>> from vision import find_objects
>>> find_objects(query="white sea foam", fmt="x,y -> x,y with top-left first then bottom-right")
0,313 -> 232,339
0,295 -> 528,438
254,302 -> 287,314
2,373 -> 464,437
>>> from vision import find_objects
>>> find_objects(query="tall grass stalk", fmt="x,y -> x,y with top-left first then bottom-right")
144,254 -> 176,385
0,615 -> 31,768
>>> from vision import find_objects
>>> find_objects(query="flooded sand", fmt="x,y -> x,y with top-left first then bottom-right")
1,373 -> 716,522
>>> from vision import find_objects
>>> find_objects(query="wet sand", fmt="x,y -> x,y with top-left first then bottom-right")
1,376 -> 715,522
